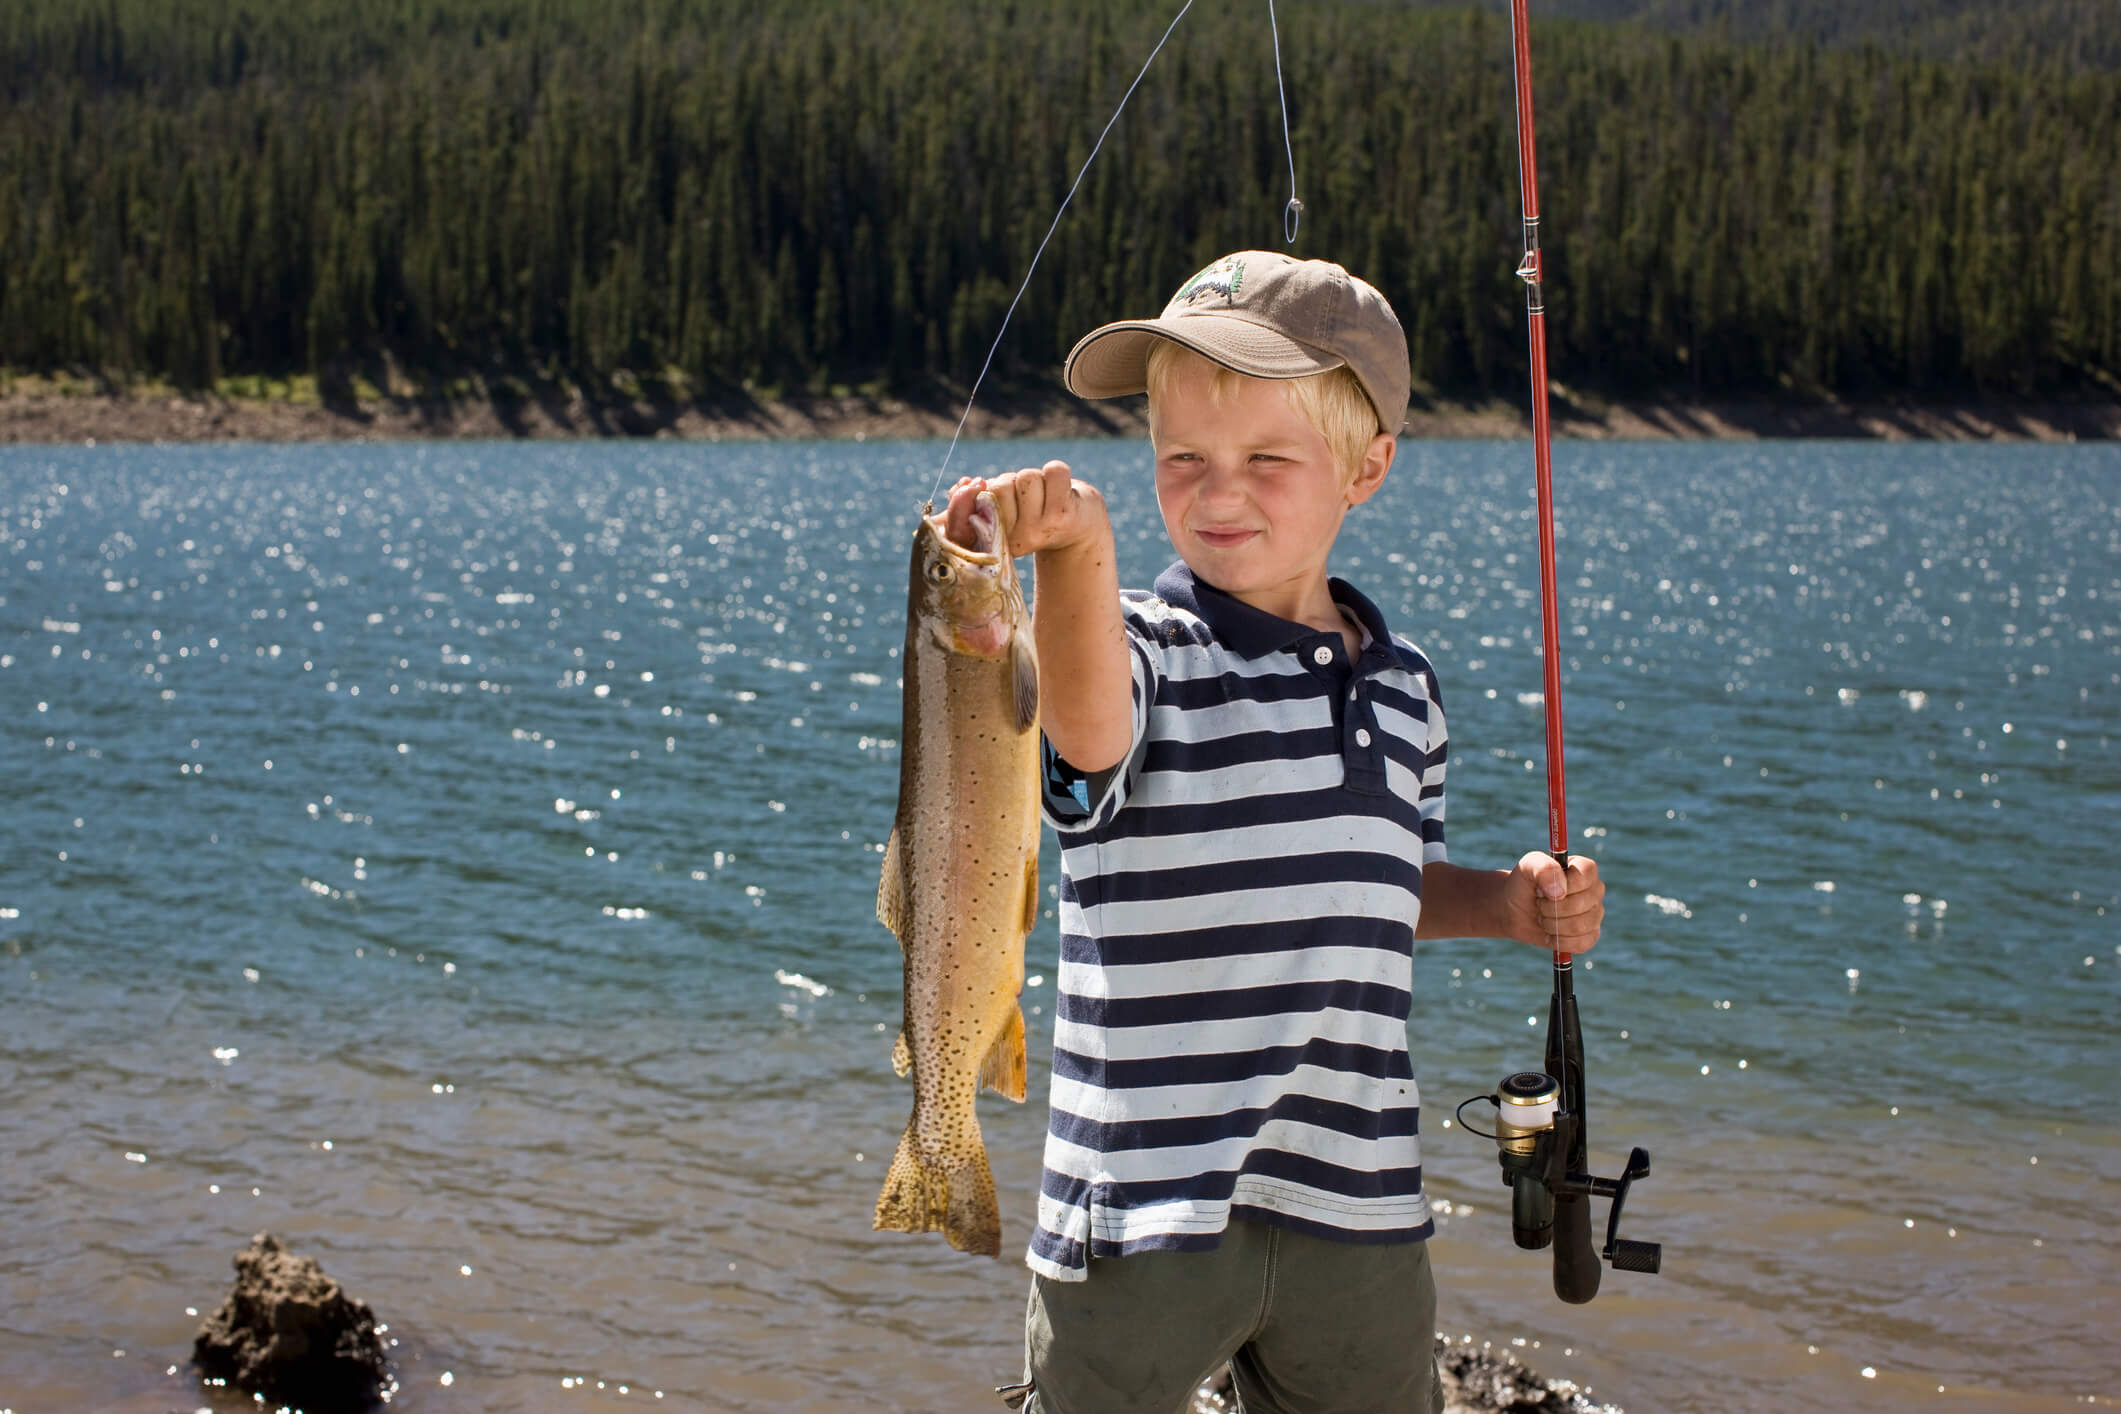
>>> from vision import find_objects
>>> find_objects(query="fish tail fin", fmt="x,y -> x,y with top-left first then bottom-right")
873,1124 -> 1001,1257
978,1004 -> 1027,1102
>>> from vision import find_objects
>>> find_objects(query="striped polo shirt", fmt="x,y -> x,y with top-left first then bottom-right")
1028,561 -> 1448,1281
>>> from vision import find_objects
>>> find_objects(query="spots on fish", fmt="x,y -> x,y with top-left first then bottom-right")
877,497 -> 1038,1253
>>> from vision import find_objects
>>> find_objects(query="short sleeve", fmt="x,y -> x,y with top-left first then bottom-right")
1417,679 -> 1448,864
1040,623 -> 1159,834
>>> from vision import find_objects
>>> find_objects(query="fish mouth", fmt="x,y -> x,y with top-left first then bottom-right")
923,492 -> 1004,565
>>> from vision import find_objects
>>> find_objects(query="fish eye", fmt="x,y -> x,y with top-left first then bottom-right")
929,561 -> 953,582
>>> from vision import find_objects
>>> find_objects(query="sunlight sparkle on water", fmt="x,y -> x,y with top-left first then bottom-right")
775,970 -> 830,998
5,438 -> 2115,1414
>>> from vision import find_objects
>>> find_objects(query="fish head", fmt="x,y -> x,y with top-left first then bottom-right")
909,493 -> 1025,660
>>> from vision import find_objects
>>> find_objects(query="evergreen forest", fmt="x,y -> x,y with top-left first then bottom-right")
1501,0 -> 2121,72
2,0 -> 2116,406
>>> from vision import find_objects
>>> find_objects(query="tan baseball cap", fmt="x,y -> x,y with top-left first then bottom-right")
1063,251 -> 1411,434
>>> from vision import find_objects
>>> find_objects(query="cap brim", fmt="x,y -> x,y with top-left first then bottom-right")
1063,315 -> 1343,400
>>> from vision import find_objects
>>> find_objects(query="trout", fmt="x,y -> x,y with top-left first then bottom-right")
873,492 -> 1041,1257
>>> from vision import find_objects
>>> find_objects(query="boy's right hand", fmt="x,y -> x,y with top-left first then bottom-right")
944,460 -> 1107,558
946,459 -> 1130,772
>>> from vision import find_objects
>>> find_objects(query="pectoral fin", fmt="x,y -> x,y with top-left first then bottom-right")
891,1027 -> 913,1078
876,826 -> 906,941
1011,631 -> 1039,734
978,1004 -> 1027,1103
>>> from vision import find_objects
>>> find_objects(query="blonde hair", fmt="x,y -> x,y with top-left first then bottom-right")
1144,339 -> 1382,486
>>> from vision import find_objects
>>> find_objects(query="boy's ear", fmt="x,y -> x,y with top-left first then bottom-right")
1346,433 -> 1395,507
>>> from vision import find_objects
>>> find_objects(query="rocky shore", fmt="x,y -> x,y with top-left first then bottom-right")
1187,1336 -> 1624,1414
5,378 -> 2117,445
176,1233 -> 1611,1412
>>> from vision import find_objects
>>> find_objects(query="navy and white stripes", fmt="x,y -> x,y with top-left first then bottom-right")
1028,561 -> 1447,1281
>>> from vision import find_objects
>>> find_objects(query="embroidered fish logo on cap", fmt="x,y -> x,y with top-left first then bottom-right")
1175,256 -> 1245,306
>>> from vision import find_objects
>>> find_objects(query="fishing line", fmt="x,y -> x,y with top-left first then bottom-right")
927,0 -> 1198,509
1267,0 -> 1302,243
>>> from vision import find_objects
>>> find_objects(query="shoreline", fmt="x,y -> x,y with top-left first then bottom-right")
3,382 -> 2118,445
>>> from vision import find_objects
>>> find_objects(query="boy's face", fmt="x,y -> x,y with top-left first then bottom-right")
1152,360 -> 1390,619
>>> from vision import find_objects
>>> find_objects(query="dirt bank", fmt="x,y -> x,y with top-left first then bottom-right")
5,380 -> 2116,445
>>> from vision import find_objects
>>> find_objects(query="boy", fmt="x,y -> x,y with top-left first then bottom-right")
943,251 -> 1604,1414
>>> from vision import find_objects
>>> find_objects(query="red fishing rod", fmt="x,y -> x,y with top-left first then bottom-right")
1457,0 -> 1663,1306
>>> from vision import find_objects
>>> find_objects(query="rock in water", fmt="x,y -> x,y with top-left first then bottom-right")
193,1232 -> 390,1410
1186,1337 -> 1625,1414
1434,1336 -> 1625,1412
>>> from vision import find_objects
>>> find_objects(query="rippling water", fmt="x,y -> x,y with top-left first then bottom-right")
2,439 -> 2116,1414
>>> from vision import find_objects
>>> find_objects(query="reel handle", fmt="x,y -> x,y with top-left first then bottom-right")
1609,1239 -> 1663,1274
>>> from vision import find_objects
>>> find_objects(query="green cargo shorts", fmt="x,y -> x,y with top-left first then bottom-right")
1016,1220 -> 1444,1414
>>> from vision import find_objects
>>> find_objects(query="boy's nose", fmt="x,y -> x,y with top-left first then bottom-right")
1198,459 -> 1247,505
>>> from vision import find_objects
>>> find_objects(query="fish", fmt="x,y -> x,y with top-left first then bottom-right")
872,491 -> 1041,1257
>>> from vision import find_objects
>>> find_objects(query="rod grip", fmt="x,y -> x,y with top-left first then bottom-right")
1609,1239 -> 1662,1275
1551,1191 -> 1602,1304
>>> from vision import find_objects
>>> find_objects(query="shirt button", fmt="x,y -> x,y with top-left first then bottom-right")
1312,645 -> 1333,665
1355,728 -> 1373,747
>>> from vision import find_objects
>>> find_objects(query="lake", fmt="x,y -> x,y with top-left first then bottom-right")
2,437 -> 2116,1413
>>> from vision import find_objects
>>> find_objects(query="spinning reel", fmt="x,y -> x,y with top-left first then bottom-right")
1458,947 -> 1662,1304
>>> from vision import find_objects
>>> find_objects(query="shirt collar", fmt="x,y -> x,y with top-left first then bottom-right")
1152,560 -> 1398,667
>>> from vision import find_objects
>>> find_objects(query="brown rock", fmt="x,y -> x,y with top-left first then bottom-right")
1188,1337 -> 1623,1414
192,1232 -> 391,1411
1434,1336 -> 1623,1413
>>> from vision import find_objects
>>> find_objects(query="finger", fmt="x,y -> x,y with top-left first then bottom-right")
1533,913 -> 1600,949
1001,468 -> 1048,547
1522,851 -> 1568,902
1028,461 -> 1071,533
1537,886 -> 1604,919
1042,459 -> 1073,506
1552,859 -> 1604,916
1537,899 -> 1604,932
1535,894 -> 1603,944
1538,883 -> 1604,918
941,482 -> 972,547
942,476 -> 986,547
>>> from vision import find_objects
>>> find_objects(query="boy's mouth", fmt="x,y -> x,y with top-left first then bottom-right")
1192,526 -> 1258,549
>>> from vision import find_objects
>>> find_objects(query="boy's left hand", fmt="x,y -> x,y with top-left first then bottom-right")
1505,851 -> 1604,954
